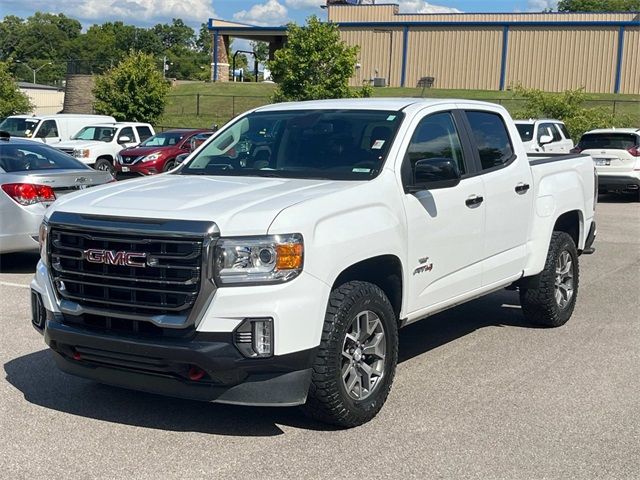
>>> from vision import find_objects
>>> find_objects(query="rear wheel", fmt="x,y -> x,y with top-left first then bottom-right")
304,281 -> 398,428
520,232 -> 579,327
94,158 -> 114,175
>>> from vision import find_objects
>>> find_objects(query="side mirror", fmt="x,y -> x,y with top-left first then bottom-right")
539,134 -> 553,145
118,135 -> 132,144
408,158 -> 461,192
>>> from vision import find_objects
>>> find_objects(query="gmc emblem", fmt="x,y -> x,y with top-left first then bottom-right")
84,249 -> 147,268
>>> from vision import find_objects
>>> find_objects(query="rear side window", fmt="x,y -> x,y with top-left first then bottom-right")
557,123 -> 571,140
406,112 -> 466,175
579,133 -> 638,150
136,126 -> 153,142
0,142 -> 89,172
466,111 -> 514,170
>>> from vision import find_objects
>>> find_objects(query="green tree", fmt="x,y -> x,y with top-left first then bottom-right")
152,19 -> 195,51
512,85 -> 632,138
557,0 -> 640,11
251,41 -> 269,64
268,16 -> 364,102
93,51 -> 169,124
0,62 -> 33,117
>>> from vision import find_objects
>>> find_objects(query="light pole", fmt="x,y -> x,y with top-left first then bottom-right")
16,61 -> 53,84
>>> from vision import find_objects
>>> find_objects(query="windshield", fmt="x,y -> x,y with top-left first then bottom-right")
578,133 -> 638,150
0,117 -> 40,138
179,110 -> 403,180
140,131 -> 187,147
0,142 -> 90,172
516,124 -> 534,142
71,126 -> 117,142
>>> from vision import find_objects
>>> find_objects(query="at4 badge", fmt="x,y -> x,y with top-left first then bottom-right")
413,257 -> 433,275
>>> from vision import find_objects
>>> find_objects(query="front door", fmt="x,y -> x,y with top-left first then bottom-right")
401,111 -> 486,315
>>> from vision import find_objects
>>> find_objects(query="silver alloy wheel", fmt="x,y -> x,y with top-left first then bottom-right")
341,310 -> 386,401
555,250 -> 574,309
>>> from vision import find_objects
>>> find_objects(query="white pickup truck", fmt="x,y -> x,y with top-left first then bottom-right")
31,99 -> 597,427
54,122 -> 154,171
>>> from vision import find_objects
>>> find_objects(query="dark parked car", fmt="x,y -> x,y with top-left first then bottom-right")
114,129 -> 211,177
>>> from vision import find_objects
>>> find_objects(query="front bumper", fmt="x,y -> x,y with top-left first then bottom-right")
114,159 -> 164,177
35,307 -> 315,406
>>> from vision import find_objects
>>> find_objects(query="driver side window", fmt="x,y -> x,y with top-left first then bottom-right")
406,112 -> 466,175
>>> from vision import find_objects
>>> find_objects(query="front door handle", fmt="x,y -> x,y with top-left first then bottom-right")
465,194 -> 484,208
515,182 -> 531,194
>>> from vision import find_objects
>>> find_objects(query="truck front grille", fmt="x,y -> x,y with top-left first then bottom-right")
58,147 -> 75,156
49,225 -> 207,328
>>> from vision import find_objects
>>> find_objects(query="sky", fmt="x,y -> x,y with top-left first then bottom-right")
1,1 -> 560,28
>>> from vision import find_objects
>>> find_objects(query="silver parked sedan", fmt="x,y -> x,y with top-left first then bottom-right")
0,133 -> 114,254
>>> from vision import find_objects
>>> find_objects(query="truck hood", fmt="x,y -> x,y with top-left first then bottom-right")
55,140 -> 107,150
120,146 -> 172,157
48,174 -> 362,236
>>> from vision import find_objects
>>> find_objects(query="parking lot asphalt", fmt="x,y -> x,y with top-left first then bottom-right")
0,194 -> 638,480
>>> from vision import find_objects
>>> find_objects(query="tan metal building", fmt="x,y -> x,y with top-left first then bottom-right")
209,2 -> 640,94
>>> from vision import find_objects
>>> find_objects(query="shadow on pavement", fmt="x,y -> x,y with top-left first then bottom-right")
4,289 -> 530,436
0,252 -> 40,274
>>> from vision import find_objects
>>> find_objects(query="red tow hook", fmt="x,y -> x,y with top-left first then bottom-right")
72,351 -> 82,361
188,366 -> 206,381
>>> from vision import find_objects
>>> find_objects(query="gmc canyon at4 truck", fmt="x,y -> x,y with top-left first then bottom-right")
31,99 -> 597,427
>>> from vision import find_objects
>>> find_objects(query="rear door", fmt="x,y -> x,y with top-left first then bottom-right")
554,122 -> 574,152
400,109 -> 486,313
579,132 -> 638,174
461,108 -> 533,287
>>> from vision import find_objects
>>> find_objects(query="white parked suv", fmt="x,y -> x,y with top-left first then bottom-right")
515,119 -> 574,154
31,99 -> 597,427
573,128 -> 640,200
54,122 -> 155,171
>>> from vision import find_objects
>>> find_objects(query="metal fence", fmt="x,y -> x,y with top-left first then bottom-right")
160,93 -> 639,130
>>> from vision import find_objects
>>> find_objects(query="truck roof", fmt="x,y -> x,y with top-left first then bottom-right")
514,119 -> 566,124
83,122 -> 152,128
255,97 -> 500,112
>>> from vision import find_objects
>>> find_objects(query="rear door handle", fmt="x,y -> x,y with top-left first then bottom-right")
465,194 -> 484,208
515,183 -> 530,194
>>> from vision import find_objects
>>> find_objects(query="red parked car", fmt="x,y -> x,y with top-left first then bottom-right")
114,129 -> 211,177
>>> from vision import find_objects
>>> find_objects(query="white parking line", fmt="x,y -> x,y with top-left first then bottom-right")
0,281 -> 29,289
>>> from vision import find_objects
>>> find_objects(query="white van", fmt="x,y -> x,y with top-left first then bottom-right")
0,114 -> 116,144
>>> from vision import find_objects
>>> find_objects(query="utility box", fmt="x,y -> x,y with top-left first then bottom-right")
373,77 -> 387,87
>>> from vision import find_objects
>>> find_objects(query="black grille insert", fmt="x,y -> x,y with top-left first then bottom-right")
50,227 -> 204,321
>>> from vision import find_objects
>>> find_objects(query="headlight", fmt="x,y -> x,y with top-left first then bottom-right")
141,153 -> 162,162
116,154 -> 123,163
73,149 -> 90,158
38,221 -> 50,267
214,234 -> 303,286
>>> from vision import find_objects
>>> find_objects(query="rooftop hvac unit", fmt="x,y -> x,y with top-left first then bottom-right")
372,77 -> 387,87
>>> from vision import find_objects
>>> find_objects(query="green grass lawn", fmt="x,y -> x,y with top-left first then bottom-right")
158,81 -> 639,130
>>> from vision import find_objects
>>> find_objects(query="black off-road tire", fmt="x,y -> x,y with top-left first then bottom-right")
520,231 -> 579,328
303,281 -> 398,428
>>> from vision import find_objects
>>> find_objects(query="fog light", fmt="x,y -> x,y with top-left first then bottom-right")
30,291 -> 46,329
234,318 -> 273,358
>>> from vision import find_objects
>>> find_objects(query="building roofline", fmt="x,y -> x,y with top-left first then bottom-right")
326,3 -> 639,15
209,19 -> 639,32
